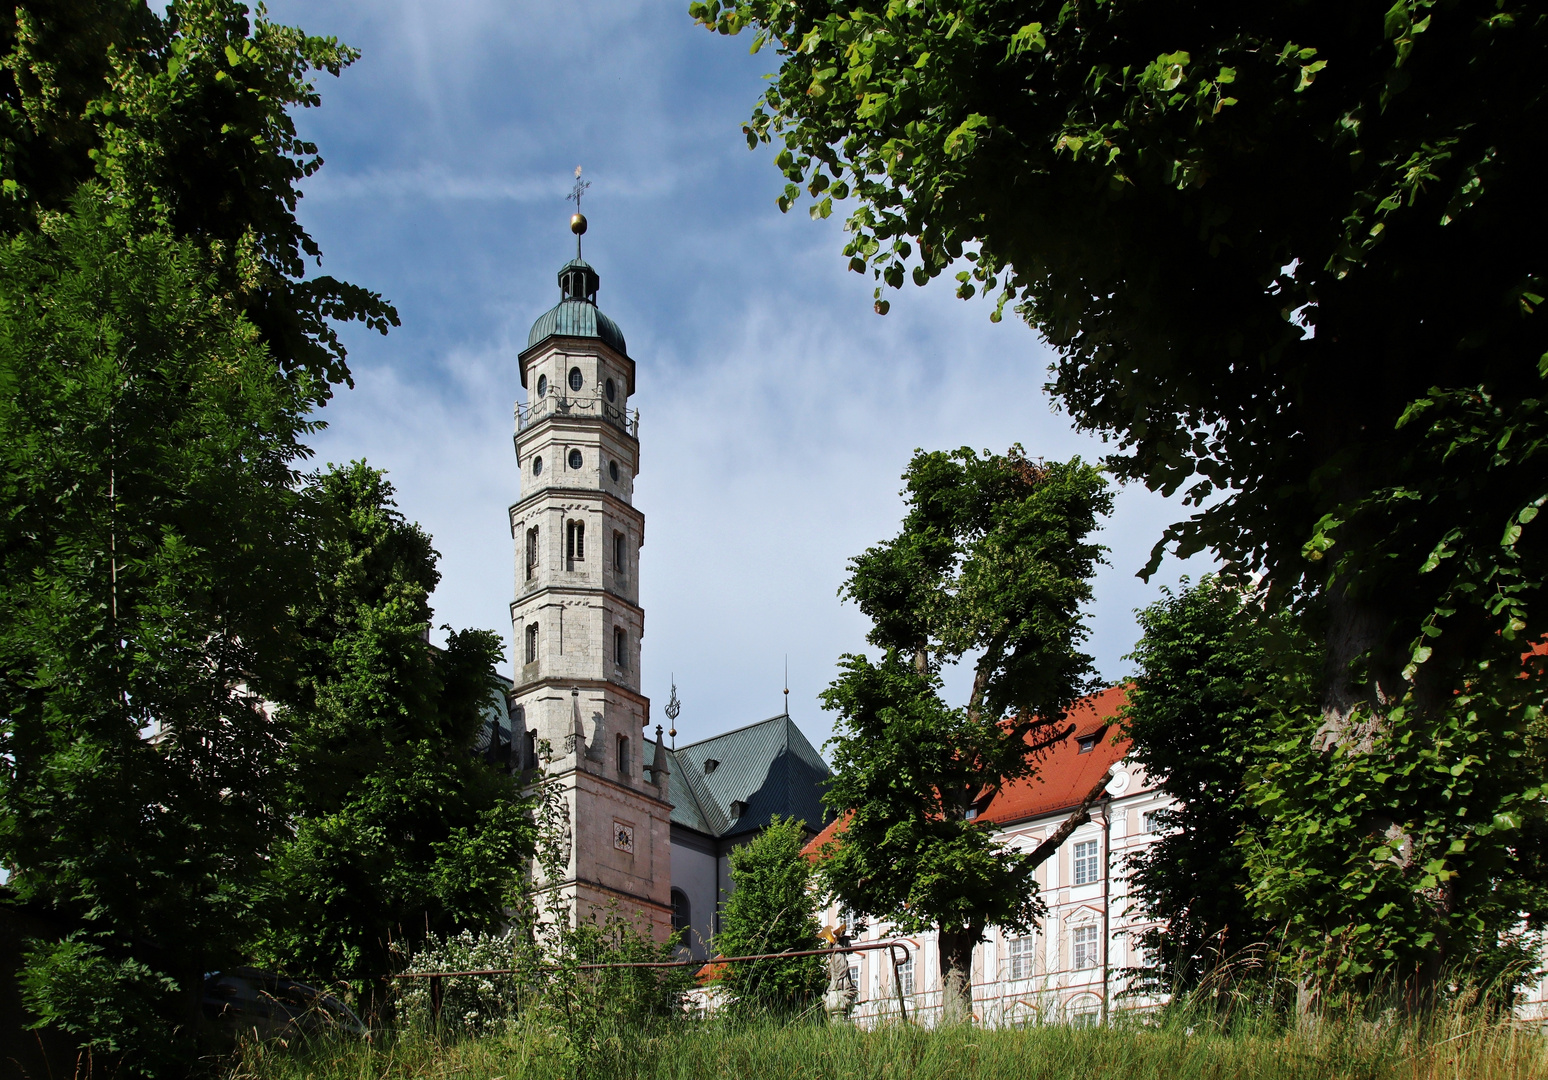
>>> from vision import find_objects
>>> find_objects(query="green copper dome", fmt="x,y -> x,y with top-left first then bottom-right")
526,257 -> 628,356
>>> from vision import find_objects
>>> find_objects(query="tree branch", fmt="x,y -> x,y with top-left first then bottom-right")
1022,769 -> 1113,871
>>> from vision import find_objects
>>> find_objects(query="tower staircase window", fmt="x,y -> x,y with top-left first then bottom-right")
617,734 -> 630,776
613,531 -> 626,575
525,526 -> 539,581
525,622 -> 539,665
567,521 -> 585,567
614,627 -> 627,669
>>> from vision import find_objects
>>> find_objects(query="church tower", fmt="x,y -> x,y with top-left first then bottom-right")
509,209 -> 673,937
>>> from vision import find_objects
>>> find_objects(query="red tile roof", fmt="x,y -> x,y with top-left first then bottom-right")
802,685 -> 1133,857
980,684 -> 1132,826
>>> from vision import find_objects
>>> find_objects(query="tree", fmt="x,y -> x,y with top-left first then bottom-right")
254,464 -> 534,1012
694,0 -> 1548,989
1,0 -> 396,383
817,448 -> 1112,1022
714,815 -> 826,1014
0,3 -> 400,1064
1120,577 -> 1313,989
0,191 -> 316,1073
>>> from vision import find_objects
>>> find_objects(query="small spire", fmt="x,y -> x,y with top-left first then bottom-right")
783,654 -> 790,716
665,676 -> 681,750
568,166 -> 589,258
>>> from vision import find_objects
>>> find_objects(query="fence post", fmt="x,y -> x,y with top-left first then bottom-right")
430,975 -> 444,1029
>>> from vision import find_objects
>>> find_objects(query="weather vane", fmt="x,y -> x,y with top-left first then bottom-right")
665,675 -> 681,749
569,165 -> 590,257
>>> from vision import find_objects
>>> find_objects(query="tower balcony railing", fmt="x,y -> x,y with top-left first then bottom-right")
517,392 -> 639,438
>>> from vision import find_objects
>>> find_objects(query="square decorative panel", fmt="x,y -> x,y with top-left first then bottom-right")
613,820 -> 635,854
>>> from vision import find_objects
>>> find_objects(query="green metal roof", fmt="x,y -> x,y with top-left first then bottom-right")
650,714 -> 831,840
526,257 -> 628,356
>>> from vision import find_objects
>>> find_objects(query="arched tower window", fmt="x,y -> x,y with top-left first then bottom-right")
671,888 -> 691,937
613,530 -> 626,575
617,733 -> 630,776
524,622 -> 539,665
567,520 -> 585,568
525,526 -> 539,581
614,626 -> 627,669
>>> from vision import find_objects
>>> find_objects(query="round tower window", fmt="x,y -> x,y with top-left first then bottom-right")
568,367 -> 583,392
568,448 -> 584,470
536,373 -> 547,398
605,378 -> 616,402
532,455 -> 543,476
609,460 -> 619,482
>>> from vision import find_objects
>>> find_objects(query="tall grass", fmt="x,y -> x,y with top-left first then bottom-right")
231,1001 -> 1548,1080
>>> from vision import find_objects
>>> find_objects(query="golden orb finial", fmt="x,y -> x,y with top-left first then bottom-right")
570,213 -> 587,235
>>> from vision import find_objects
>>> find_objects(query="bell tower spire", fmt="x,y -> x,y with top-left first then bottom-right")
568,166 -> 589,259
508,204 -> 671,940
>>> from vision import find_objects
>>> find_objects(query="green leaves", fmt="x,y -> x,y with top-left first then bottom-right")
717,816 -> 827,1013
818,450 -> 1109,955
255,465 -> 533,1002
0,189 -> 317,1060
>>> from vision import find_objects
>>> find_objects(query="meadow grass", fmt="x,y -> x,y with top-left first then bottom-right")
232,1004 -> 1548,1080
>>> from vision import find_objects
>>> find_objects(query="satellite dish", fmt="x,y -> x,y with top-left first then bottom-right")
1105,770 -> 1131,797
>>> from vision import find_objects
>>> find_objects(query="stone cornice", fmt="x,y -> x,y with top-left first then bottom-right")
510,587 -> 643,618
511,676 -> 651,717
509,486 -> 643,524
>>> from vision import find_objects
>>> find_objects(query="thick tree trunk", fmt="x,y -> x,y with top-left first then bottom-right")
938,926 -> 981,1025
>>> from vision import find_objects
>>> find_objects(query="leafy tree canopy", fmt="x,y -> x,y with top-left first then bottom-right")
819,449 -> 1111,1019
0,189 -> 317,1071
255,464 -> 535,1010
1,0 -> 395,388
697,0 -> 1548,989
1120,577 -> 1313,988
714,815 -> 826,1013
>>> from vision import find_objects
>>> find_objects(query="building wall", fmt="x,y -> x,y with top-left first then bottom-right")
669,828 -> 718,959
821,755 -> 1548,1026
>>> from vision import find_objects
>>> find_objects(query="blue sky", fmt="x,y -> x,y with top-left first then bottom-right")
265,0 -> 1210,749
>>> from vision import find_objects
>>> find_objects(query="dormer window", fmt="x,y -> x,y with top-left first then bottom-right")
703,759 -> 719,774
729,800 -> 747,818
1077,735 -> 1098,754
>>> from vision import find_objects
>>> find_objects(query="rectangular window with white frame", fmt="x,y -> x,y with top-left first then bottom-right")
1143,809 -> 1162,833
1072,925 -> 1099,970
1073,838 -> 1101,885
895,950 -> 914,996
1007,935 -> 1035,980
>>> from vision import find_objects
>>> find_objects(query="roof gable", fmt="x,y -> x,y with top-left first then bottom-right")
654,714 -> 831,839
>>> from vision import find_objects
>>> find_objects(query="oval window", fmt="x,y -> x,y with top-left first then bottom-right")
532,455 -> 543,476
536,373 -> 548,398
568,367 -> 583,392
605,378 -> 616,403
568,448 -> 583,470
609,460 -> 619,482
